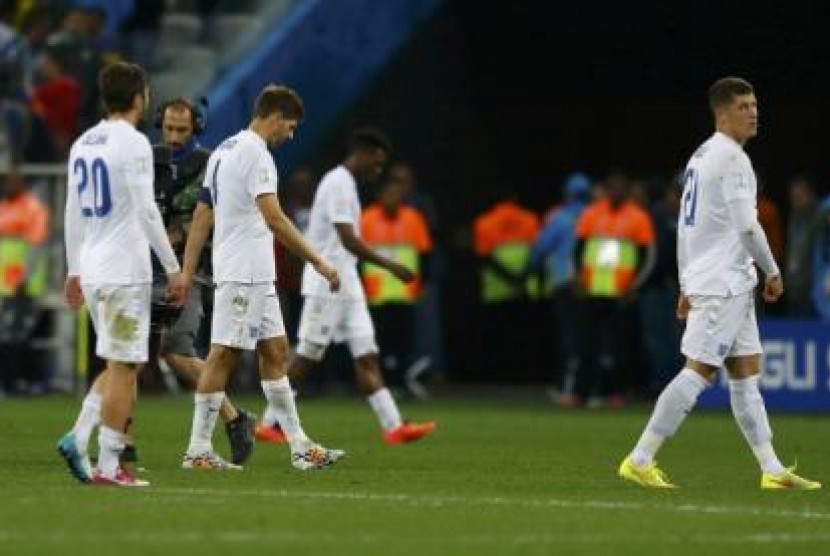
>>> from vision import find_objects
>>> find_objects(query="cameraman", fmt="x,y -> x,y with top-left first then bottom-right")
151,97 -> 254,464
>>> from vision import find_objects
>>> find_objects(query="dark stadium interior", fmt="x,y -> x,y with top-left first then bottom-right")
309,0 -> 830,380
317,0 -> 830,220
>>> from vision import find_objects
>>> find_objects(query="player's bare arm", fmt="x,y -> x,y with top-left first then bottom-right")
763,274 -> 784,303
63,275 -> 83,310
335,222 -> 415,283
255,192 -> 341,291
676,293 -> 690,320
727,196 -> 781,304
181,200 -> 214,295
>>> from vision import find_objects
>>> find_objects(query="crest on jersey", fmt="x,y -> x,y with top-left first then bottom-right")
133,156 -> 150,174
258,168 -> 270,184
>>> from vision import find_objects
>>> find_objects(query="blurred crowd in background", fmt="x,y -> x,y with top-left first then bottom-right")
2,1 -> 830,405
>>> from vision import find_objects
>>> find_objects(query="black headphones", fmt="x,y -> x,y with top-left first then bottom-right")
154,96 -> 208,136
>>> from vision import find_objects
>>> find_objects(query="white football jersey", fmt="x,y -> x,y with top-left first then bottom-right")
203,129 -> 277,283
678,131 -> 758,296
65,119 -> 178,285
301,165 -> 364,300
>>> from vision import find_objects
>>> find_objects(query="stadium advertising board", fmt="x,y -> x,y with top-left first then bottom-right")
698,319 -> 830,411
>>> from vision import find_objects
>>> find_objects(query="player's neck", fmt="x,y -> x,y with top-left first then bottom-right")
249,120 -> 270,144
716,126 -> 747,147
342,158 -> 359,178
107,111 -> 139,127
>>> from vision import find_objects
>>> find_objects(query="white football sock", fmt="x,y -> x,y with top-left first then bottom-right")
97,425 -> 125,478
729,375 -> 786,475
261,404 -> 280,428
631,368 -> 709,467
367,388 -> 403,432
186,392 -> 224,456
72,390 -> 102,453
262,378 -> 308,451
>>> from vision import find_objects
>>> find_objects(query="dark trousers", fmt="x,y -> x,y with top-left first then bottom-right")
371,303 -> 415,387
638,286 -> 683,395
575,296 -> 636,398
550,287 -> 581,393
0,295 -> 45,392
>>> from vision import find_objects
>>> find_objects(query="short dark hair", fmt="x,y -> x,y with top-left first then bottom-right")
348,127 -> 392,155
708,77 -> 754,111
98,62 -> 147,114
253,85 -> 304,120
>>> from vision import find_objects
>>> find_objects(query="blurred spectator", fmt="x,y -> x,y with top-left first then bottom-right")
0,165 -> 49,394
19,6 -> 53,57
46,6 -> 104,129
758,193 -> 784,268
30,46 -> 81,155
1,1 -> 33,164
119,0 -> 163,70
389,160 -> 445,381
638,177 -> 683,395
530,172 -> 590,402
0,1 -> 33,97
757,192 -> 784,315
361,173 -> 433,394
275,166 -> 317,344
473,195 -> 540,380
785,176 -> 818,317
73,0 -> 135,37
572,171 -> 655,407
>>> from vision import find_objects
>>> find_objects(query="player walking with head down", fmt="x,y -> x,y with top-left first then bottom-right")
618,77 -> 820,490
58,62 -> 185,486
256,128 -> 436,446
181,85 -> 344,471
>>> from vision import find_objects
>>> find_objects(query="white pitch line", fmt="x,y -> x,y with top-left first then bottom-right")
153,486 -> 830,521
1,530 -> 830,546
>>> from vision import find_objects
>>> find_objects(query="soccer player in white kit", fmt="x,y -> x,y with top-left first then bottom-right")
58,62 -> 185,486
266,128 -> 435,445
180,85 -> 345,471
618,77 -> 820,490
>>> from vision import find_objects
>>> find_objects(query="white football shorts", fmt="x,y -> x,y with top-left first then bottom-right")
298,295 -> 377,356
681,291 -> 762,367
211,282 -> 285,350
82,284 -> 151,363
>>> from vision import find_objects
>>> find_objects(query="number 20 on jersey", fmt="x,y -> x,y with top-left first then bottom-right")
75,157 -> 112,218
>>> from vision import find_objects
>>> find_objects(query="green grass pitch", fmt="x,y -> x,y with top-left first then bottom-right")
1,394 -> 828,555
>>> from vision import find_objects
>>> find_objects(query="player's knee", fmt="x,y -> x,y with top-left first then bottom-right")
297,339 -> 327,362
348,336 -> 378,360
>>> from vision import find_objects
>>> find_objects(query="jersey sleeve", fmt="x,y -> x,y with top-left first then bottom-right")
246,145 -> 278,199
721,154 -> 755,203
199,155 -> 216,208
198,184 -> 213,207
327,178 -> 356,225
64,154 -> 84,276
127,137 -> 180,273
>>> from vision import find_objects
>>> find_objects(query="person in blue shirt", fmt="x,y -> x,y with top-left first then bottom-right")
531,172 -> 591,406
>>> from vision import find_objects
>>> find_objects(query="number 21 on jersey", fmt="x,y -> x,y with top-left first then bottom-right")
75,158 -> 111,217
681,168 -> 698,226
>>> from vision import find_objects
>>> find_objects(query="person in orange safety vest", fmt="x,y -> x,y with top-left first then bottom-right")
0,166 -> 49,393
361,173 -> 432,387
